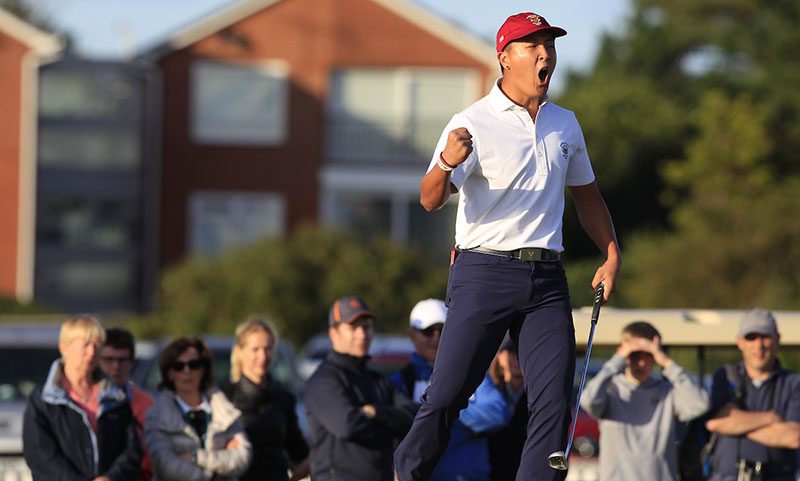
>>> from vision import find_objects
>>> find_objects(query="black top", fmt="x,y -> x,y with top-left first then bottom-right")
304,350 -> 418,481
222,375 -> 309,481
488,384 -> 528,481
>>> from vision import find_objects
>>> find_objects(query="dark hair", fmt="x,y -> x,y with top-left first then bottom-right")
157,337 -> 213,393
499,43 -> 511,75
104,327 -> 135,360
622,321 -> 661,341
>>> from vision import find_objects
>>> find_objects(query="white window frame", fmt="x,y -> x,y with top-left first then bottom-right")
191,58 -> 289,146
188,191 -> 286,257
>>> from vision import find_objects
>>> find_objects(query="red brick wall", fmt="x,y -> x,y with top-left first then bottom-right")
0,31 -> 26,297
158,0 -> 493,267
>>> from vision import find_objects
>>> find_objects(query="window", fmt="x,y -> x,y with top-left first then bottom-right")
39,69 -> 142,119
38,126 -> 141,170
327,68 -> 478,162
189,191 -> 286,257
191,59 -> 289,145
35,260 -> 135,300
37,197 -> 139,250
320,168 -> 457,264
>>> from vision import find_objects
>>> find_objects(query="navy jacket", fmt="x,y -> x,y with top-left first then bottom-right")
304,351 -> 418,481
23,360 -> 142,481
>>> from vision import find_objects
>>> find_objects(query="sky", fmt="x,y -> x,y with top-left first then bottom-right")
25,0 -> 630,93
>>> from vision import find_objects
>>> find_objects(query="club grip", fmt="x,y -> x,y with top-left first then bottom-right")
590,284 -> 604,325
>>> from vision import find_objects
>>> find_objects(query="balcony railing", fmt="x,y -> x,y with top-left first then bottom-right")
325,115 -> 446,164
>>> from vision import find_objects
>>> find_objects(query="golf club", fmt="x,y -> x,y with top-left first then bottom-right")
547,283 -> 605,471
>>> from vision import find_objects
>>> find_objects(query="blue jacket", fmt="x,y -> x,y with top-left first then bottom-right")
389,352 -> 510,481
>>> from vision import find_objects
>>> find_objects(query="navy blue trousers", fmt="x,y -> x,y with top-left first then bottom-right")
394,251 -> 575,481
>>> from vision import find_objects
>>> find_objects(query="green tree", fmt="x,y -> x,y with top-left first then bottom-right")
558,0 -> 800,309
128,225 -> 449,347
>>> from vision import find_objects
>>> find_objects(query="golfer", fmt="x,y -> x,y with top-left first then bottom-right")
393,12 -> 621,481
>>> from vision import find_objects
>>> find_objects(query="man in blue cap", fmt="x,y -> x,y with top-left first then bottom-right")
706,308 -> 800,481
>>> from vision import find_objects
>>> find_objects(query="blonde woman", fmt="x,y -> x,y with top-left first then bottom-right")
222,319 -> 309,481
144,337 -> 251,481
23,315 -> 142,481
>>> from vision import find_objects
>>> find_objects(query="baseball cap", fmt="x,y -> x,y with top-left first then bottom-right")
738,308 -> 778,337
329,296 -> 373,326
409,299 -> 447,330
496,12 -> 567,53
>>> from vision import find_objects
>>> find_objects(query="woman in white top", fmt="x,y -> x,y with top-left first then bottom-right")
144,337 -> 252,481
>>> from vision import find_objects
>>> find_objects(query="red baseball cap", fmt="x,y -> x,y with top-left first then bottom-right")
496,12 -> 567,53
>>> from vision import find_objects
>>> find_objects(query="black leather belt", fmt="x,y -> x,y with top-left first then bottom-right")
465,246 -> 560,262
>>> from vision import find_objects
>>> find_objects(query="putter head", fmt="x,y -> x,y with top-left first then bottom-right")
547,451 -> 568,470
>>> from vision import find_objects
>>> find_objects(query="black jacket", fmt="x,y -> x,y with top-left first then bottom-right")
221,375 -> 309,481
304,351 -> 418,481
23,360 -> 142,481
487,385 -> 528,481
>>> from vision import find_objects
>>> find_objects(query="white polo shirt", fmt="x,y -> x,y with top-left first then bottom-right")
427,78 -> 596,252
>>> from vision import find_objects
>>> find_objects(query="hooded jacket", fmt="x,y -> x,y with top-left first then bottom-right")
23,359 -> 142,481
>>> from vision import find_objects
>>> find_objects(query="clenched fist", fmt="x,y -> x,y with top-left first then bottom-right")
441,128 -> 473,167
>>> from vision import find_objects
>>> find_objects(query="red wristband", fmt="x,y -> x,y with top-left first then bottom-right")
439,152 -> 455,169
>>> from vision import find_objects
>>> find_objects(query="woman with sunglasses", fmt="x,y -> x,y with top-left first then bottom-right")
222,319 -> 309,481
144,337 -> 252,481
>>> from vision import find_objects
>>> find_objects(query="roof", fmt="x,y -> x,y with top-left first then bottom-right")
143,0 -> 495,68
0,7 -> 62,59
573,308 -> 800,347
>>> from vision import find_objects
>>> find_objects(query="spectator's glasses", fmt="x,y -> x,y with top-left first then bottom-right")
100,356 -> 131,364
415,325 -> 444,337
170,359 -> 203,372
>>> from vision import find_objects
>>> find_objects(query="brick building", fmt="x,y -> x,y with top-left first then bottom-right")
0,8 -> 60,301
146,0 -> 496,268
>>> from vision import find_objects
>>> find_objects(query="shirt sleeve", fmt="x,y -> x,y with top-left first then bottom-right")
456,374 -> 510,433
304,369 -> 396,446
22,394 -> 86,481
662,362 -> 710,422
580,354 -> 626,419
564,112 -> 596,187
782,373 -> 800,423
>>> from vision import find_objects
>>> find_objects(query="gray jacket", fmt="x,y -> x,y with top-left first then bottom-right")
144,388 -> 252,481
581,354 -> 710,481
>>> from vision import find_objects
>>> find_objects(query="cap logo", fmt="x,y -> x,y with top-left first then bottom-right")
349,299 -> 361,308
527,14 -> 543,26
333,300 -> 341,322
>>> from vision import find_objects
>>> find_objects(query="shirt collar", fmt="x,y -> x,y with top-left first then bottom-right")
174,393 -> 212,414
488,77 -> 550,114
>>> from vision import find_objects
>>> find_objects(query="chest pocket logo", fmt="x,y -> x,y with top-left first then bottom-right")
560,142 -> 569,160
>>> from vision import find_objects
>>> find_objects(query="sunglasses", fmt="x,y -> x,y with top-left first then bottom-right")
170,359 -> 203,372
416,325 -> 444,337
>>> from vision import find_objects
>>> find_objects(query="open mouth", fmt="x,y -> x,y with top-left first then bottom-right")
538,67 -> 549,83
